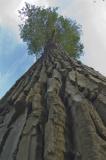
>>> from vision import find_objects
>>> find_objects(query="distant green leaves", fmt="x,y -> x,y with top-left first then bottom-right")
19,3 -> 83,58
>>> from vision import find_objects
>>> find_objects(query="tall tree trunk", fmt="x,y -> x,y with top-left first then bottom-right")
0,42 -> 106,160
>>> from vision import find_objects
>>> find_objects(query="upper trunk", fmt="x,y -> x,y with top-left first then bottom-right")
0,42 -> 106,160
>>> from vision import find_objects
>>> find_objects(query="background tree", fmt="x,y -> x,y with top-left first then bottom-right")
19,3 -> 83,58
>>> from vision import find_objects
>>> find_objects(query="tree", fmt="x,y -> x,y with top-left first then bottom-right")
19,3 -> 83,58
0,42 -> 106,160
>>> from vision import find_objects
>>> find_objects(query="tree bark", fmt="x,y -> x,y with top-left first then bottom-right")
0,42 -> 106,160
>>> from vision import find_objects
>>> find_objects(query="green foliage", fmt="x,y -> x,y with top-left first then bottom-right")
19,3 -> 83,58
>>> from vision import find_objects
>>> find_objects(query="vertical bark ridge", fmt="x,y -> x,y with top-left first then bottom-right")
44,68 -> 66,160
16,60 -> 47,160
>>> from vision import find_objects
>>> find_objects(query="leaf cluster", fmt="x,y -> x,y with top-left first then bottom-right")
19,3 -> 83,58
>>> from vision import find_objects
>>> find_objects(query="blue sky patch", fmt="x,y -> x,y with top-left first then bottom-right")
0,26 -> 34,98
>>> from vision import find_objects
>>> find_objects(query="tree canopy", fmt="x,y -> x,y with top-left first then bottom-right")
19,3 -> 83,58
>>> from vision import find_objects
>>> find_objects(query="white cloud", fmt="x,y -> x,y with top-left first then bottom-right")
0,0 -> 22,32
72,0 -> 106,76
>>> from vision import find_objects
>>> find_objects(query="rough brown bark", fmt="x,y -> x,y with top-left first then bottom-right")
0,42 -> 106,160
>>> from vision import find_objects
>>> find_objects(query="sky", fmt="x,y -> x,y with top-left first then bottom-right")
0,0 -> 106,98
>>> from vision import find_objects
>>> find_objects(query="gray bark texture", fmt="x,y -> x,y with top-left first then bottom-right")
0,42 -> 106,160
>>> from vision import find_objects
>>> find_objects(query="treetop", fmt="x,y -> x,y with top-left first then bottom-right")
19,3 -> 83,59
